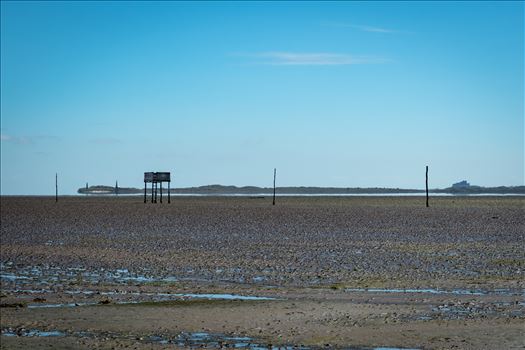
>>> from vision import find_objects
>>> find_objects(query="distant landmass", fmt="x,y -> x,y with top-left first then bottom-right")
78,185 -> 142,195
78,184 -> 525,195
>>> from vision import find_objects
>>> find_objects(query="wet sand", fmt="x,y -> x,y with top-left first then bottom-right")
1,196 -> 524,349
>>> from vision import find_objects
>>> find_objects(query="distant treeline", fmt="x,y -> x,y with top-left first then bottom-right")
78,184 -> 525,195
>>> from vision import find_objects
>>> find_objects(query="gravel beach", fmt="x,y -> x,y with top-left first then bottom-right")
1,196 -> 524,349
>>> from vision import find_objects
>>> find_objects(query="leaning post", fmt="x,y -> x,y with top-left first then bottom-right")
426,165 -> 429,208
55,173 -> 58,203
273,168 -> 276,206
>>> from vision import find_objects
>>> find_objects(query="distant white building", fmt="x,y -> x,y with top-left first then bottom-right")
452,180 -> 470,189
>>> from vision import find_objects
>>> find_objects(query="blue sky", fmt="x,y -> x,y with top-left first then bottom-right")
1,1 -> 523,194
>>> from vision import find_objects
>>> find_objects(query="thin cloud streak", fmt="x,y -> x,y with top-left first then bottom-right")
247,52 -> 388,66
354,24 -> 393,33
323,21 -> 397,33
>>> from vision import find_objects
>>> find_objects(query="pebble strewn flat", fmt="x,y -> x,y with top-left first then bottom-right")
1,196 -> 523,289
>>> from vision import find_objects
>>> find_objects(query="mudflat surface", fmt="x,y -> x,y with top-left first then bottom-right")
1,196 -> 524,349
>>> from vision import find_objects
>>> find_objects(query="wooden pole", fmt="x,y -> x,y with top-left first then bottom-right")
151,182 -> 154,203
55,173 -> 58,203
168,181 -> 171,203
160,181 -> 163,203
144,181 -> 147,203
426,166 -> 429,207
273,168 -> 276,206
115,180 -> 118,196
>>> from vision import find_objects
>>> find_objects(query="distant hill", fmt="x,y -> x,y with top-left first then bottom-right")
78,184 -> 525,195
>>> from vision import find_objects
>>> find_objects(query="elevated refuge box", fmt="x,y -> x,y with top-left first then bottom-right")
144,172 -> 170,183
144,172 -> 171,203
155,172 -> 171,182
144,172 -> 154,183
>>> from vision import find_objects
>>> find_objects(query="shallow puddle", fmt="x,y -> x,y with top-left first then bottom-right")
173,293 -> 276,300
0,328 -> 420,349
0,262 -> 270,287
15,291 -> 277,308
1,329 -> 66,337
0,263 -> 178,286
61,290 -> 277,300
27,302 -> 100,309
147,331 -> 310,349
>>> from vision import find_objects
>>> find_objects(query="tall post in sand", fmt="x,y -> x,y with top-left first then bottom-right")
55,173 -> 58,203
168,181 -> 171,204
426,166 -> 429,207
115,180 -> 119,196
144,181 -> 147,203
273,168 -> 276,206
160,181 -> 163,203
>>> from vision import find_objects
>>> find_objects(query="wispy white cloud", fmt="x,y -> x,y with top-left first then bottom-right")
353,24 -> 394,33
245,52 -> 388,66
1,133 -> 60,145
323,21 -> 398,34
0,133 -> 32,144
